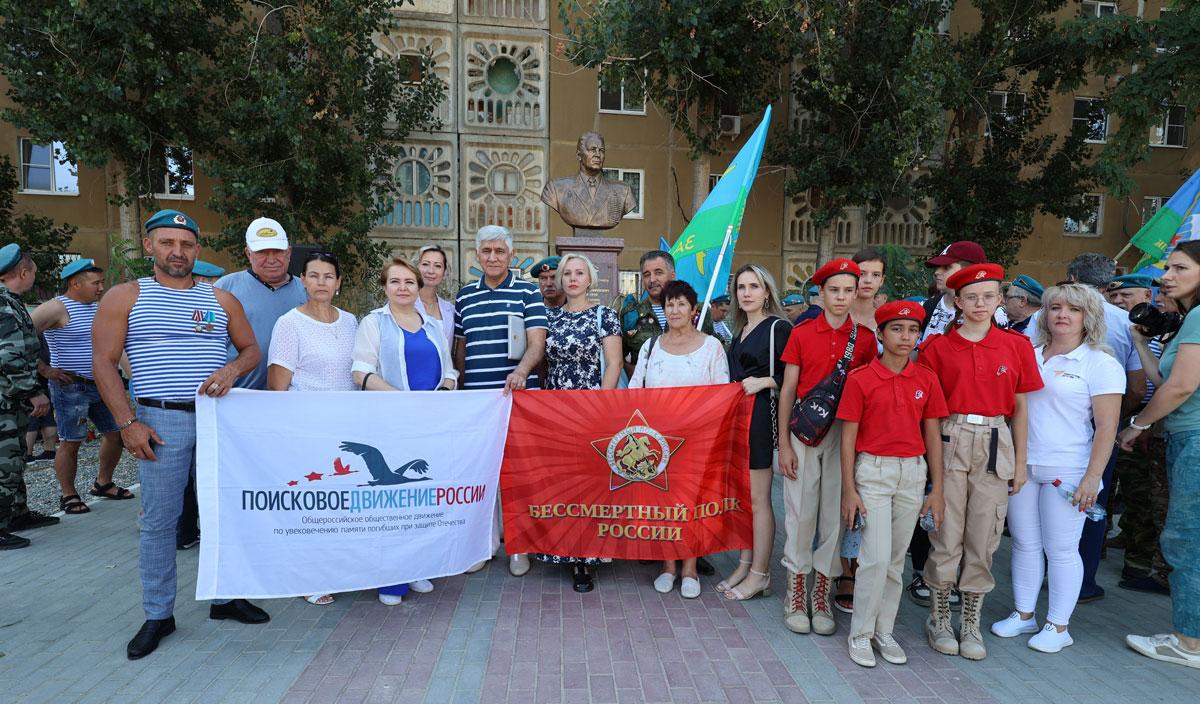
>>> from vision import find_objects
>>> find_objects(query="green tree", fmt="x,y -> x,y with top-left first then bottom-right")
0,156 -> 77,300
559,0 -> 792,216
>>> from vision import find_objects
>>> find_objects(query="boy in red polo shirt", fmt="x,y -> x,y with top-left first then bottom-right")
917,263 -> 1043,661
837,301 -> 947,668
777,258 -> 876,636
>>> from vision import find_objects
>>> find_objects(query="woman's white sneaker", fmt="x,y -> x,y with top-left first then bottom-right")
654,572 -> 676,594
1126,633 -> 1200,669
409,579 -> 434,593
378,593 -> 403,606
1028,624 -> 1073,653
680,577 -> 701,599
991,611 -> 1039,638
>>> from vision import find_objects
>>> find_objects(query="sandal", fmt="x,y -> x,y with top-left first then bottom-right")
59,495 -> 90,515
90,481 -> 135,500
834,576 -> 855,613
725,569 -> 772,601
303,594 -> 335,605
716,559 -> 753,593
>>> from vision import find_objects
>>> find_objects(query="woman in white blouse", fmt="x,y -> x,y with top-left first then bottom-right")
268,251 -> 358,605
630,280 -> 730,598
414,244 -> 456,351
991,283 -> 1123,653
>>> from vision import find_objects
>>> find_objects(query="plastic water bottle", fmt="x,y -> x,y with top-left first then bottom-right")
1052,479 -> 1106,521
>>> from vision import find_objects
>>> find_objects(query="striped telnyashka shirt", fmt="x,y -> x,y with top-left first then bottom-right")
126,277 -> 229,401
454,272 -> 548,389
43,296 -> 98,378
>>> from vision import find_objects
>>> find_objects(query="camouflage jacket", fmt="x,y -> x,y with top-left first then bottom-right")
619,295 -> 716,362
0,284 -> 41,407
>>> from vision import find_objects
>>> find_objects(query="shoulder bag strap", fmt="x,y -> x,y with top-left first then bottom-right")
768,318 -> 781,446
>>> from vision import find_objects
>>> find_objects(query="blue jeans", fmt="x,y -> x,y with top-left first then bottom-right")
1165,431 -> 1200,638
48,380 -> 117,441
137,405 -> 228,619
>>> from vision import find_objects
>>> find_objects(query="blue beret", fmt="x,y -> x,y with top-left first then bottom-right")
1109,274 -> 1154,291
192,260 -> 226,278
531,256 -> 561,274
711,294 -> 731,305
903,295 -> 926,302
781,293 -> 805,306
0,243 -> 21,276
60,258 -> 102,280
144,209 -> 199,237
1010,274 -> 1044,299
807,285 -> 819,296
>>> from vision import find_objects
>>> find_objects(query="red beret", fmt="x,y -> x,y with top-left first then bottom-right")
947,263 -> 1005,292
812,258 -> 861,286
875,300 -> 926,328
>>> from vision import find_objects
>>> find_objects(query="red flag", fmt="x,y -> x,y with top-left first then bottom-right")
501,384 -> 753,560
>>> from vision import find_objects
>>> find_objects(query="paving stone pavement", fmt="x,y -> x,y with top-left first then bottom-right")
2,478 -> 1197,703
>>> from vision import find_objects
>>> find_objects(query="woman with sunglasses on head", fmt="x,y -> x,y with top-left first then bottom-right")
415,245 -> 456,352
267,251 -> 359,606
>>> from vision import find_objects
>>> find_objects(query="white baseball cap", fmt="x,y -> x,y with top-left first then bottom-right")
245,217 -> 289,252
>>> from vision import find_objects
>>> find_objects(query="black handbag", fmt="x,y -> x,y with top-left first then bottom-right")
788,324 -> 858,447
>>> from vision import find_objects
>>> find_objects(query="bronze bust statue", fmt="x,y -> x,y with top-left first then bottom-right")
540,131 -> 636,231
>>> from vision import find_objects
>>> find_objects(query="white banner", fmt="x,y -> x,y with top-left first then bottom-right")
195,389 -> 511,599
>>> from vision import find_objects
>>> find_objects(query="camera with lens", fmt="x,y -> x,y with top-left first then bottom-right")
1129,302 -> 1182,338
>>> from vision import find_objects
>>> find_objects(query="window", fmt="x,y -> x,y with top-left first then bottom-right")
154,147 -> 194,199
1072,98 -> 1108,143
1143,196 -> 1166,224
489,165 -> 522,196
1081,1 -> 1117,18
598,75 -> 645,114
986,91 -> 1026,135
19,139 -> 78,194
1157,6 -> 1179,53
1151,105 -> 1187,148
619,270 -> 641,297
1064,194 -> 1103,237
396,159 -> 433,195
708,173 -> 721,191
601,167 -> 644,218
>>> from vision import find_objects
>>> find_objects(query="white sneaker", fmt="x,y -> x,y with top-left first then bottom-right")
848,635 -> 876,667
1028,624 -> 1073,653
991,611 -> 1039,638
653,572 -> 676,593
680,577 -> 701,599
1126,633 -> 1200,669
409,579 -> 434,594
378,593 -> 403,606
871,633 -> 907,664
509,554 -> 530,576
465,559 -> 488,574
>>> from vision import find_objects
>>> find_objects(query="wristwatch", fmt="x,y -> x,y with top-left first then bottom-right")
1129,416 -> 1152,431
117,417 -> 138,431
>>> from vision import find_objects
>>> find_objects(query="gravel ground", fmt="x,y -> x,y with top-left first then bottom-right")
22,437 -> 141,516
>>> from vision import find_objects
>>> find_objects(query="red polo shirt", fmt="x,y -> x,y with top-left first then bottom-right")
837,359 -> 949,457
917,325 -> 1043,416
780,313 -> 876,397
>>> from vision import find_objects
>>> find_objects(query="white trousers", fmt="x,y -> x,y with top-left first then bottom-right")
1007,466 -> 1092,625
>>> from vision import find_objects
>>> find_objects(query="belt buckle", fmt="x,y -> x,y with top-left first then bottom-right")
966,414 -> 986,426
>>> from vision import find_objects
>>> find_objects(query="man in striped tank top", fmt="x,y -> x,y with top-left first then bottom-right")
32,258 -> 132,516
93,210 -> 267,660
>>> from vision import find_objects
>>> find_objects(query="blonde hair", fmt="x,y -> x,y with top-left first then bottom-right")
730,264 -> 787,334
379,257 -> 423,289
1033,283 -> 1111,353
555,252 -> 599,293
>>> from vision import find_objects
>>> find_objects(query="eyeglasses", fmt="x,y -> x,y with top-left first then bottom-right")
959,292 -> 1000,305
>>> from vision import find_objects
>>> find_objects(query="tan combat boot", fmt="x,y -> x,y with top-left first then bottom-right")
959,592 -> 987,660
925,585 -> 959,655
784,570 -> 811,633
811,572 -> 837,635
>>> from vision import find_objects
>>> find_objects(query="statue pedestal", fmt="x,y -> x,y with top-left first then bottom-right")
555,235 -> 625,306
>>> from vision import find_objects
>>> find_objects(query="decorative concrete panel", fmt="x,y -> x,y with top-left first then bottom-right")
374,24 -> 455,131
461,0 -> 547,27
376,137 -> 456,236
461,29 -> 546,134
461,137 -> 546,241
391,0 -> 455,19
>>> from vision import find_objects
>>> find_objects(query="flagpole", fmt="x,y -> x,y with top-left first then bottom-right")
1111,242 -> 1134,264
697,223 -> 734,329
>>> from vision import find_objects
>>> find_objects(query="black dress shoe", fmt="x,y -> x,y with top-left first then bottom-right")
127,617 -> 176,660
209,599 -> 270,624
1119,575 -> 1171,595
9,511 -> 60,531
0,530 -> 31,550
696,557 -> 715,576
572,566 -> 595,593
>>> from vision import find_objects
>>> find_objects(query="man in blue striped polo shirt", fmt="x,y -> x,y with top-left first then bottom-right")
454,224 -> 546,576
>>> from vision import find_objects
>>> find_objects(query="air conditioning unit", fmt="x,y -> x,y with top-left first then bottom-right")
718,114 -> 742,137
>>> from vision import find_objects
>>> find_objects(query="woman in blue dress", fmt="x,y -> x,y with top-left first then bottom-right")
351,257 -> 458,605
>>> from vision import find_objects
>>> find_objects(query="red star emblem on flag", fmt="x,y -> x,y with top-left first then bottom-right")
287,480 -> 298,486
590,410 -> 684,491
304,471 -> 323,482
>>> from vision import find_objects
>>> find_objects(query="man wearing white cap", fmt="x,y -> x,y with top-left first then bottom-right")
214,217 -> 307,390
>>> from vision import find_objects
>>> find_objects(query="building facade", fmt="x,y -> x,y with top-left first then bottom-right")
2,0 -> 1196,292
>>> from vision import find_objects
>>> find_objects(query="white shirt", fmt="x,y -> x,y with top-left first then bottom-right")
414,295 -> 455,351
267,308 -> 358,391
1025,292 -> 1141,372
630,334 -> 729,388
1027,343 -> 1126,470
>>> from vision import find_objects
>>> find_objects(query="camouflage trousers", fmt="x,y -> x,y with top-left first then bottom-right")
1117,436 -> 1171,578
0,405 -> 31,530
